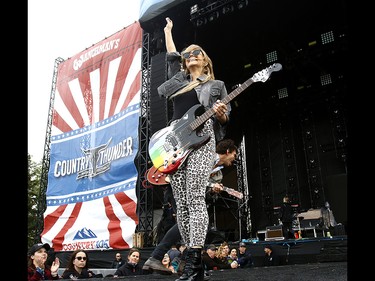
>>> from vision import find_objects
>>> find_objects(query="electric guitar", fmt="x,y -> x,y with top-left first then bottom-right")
148,63 -> 282,174
145,166 -> 244,200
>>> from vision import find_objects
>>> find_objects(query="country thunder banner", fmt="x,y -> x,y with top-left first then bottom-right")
41,22 -> 142,251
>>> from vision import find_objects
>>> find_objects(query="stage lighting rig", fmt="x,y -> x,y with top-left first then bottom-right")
190,0 -> 244,27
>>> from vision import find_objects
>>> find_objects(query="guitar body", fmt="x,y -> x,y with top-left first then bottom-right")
148,104 -> 210,173
146,166 -> 170,185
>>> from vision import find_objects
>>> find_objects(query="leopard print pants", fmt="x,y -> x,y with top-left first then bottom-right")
169,119 -> 216,247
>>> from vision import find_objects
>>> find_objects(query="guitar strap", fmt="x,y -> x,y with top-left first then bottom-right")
170,74 -> 211,99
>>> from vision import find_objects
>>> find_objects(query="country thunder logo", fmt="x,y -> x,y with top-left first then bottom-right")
52,136 -> 134,180
62,227 -> 110,251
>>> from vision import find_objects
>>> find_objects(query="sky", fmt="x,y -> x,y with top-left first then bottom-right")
28,0 -> 141,162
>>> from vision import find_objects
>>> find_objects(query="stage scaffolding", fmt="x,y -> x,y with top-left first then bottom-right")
35,57 -> 64,242
135,31 -> 154,246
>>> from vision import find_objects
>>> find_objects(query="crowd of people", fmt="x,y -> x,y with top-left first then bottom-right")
27,241 -> 281,280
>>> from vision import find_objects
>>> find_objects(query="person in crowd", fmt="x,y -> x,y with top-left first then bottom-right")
237,242 -> 254,268
110,252 -> 124,269
143,139 -> 238,278
27,242 -> 60,280
262,245 -> 280,266
155,16 -> 231,281
215,242 -> 230,264
202,244 -> 238,270
162,253 -> 176,273
279,195 -> 294,239
226,248 -> 239,264
171,243 -> 187,275
114,248 -> 150,277
62,249 -> 97,279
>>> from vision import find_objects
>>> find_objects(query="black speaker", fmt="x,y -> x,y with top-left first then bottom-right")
150,52 -> 169,135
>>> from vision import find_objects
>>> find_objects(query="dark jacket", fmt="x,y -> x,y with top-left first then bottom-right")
279,202 -> 293,223
237,251 -> 254,268
114,262 -> 149,276
110,259 -> 124,269
262,252 -> 280,266
61,268 -> 96,279
202,252 -> 232,270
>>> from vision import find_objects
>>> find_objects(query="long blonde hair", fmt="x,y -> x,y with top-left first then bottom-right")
215,242 -> 229,263
170,44 -> 215,99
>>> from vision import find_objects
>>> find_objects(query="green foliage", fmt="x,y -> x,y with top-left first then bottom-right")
28,154 -> 42,249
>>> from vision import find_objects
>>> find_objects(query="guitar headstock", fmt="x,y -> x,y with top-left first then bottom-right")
251,63 -> 282,83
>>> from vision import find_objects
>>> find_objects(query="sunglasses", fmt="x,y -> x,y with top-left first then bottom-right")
182,49 -> 202,59
76,256 -> 87,261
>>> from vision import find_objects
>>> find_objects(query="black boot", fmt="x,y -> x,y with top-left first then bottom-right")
176,246 -> 204,281
142,257 -> 173,275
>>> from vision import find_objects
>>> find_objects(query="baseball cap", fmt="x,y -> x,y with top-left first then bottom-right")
28,243 -> 51,256
239,242 -> 246,247
207,244 -> 217,251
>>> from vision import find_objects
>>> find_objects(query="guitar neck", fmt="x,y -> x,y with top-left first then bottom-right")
190,77 -> 254,131
190,63 -> 282,131
222,186 -> 243,200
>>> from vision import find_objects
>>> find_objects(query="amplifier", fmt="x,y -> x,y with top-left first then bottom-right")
265,225 -> 284,241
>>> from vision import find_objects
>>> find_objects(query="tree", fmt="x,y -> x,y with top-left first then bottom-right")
28,154 -> 42,248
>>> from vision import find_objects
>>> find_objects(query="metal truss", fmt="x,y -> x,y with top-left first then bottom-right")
190,0 -> 237,20
236,135 -> 252,239
35,57 -> 64,243
135,31 -> 154,246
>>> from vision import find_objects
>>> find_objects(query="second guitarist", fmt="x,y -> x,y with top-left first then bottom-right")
156,17 -> 231,281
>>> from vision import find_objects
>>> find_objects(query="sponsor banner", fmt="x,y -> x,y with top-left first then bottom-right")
41,22 -> 142,251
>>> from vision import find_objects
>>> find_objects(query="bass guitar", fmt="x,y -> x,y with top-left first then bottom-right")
149,63 -> 282,173
145,166 -> 244,200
